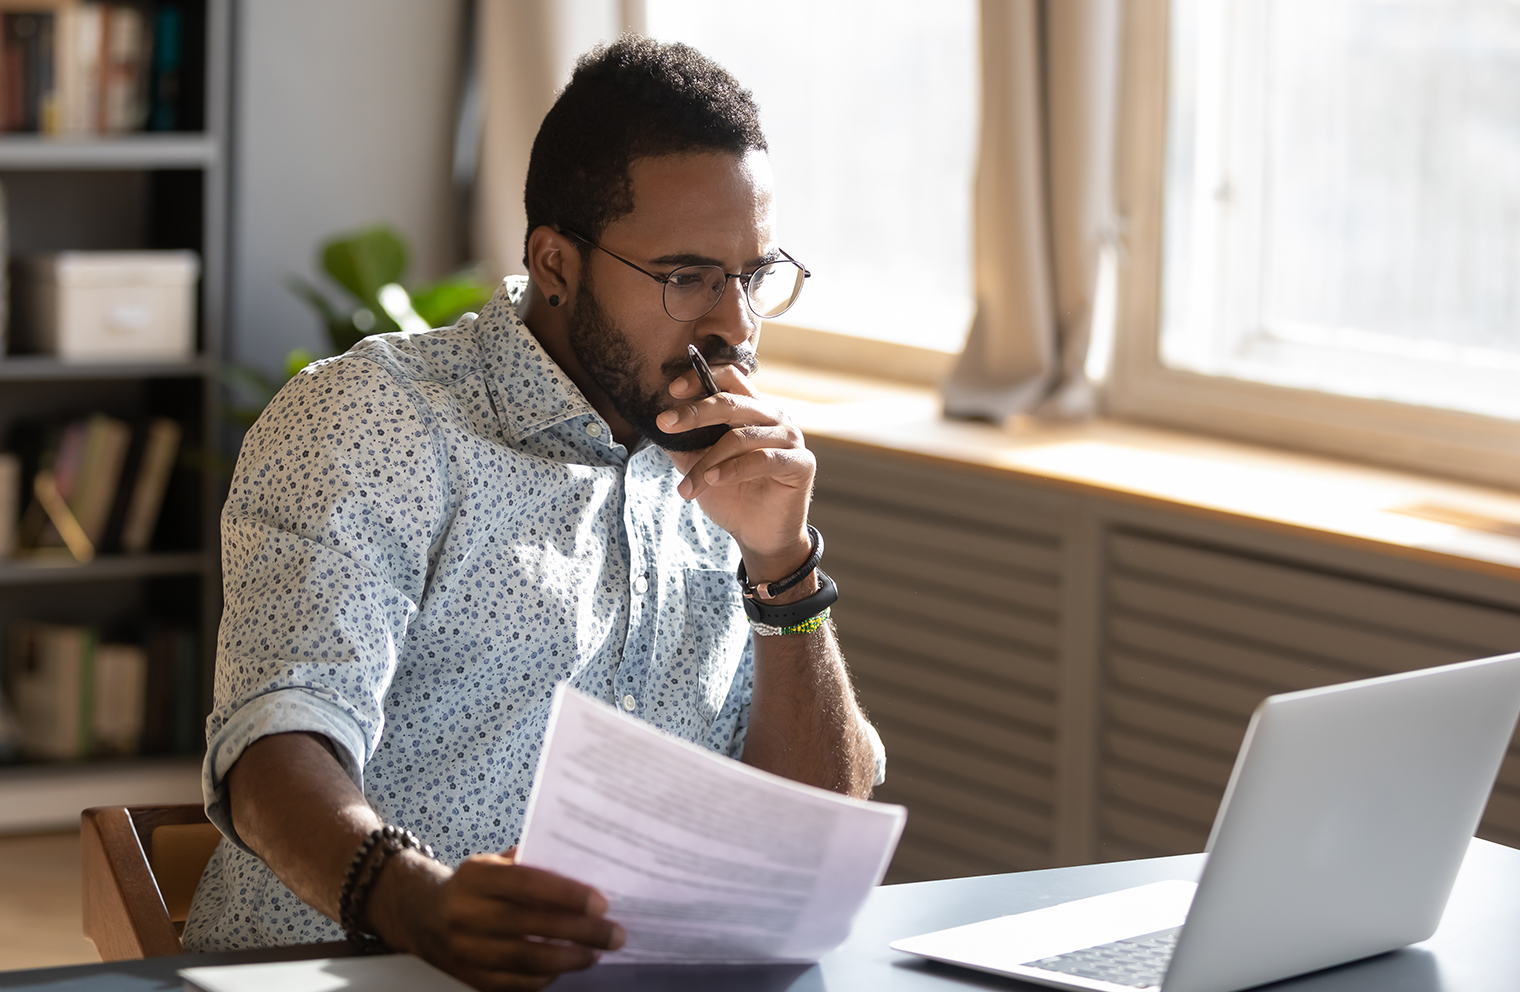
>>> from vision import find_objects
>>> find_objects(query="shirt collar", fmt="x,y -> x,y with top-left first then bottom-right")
473,276 -> 602,443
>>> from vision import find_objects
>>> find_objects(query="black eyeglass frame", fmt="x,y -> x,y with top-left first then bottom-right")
562,229 -> 811,322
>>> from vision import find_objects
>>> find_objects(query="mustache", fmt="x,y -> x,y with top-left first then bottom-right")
660,343 -> 759,383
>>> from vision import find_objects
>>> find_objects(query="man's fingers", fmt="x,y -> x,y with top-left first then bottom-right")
699,446 -> 813,493
451,895 -> 626,950
449,931 -> 607,977
454,856 -> 609,915
677,426 -> 810,499
433,858 -> 626,990
668,361 -> 758,401
658,389 -> 782,435
708,361 -> 758,396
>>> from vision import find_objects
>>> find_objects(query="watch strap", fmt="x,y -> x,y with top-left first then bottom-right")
742,568 -> 838,628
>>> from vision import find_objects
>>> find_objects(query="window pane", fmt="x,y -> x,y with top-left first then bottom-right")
1161,0 -> 1520,420
645,1 -> 977,352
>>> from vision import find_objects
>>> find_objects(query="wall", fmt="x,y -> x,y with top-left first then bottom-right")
229,0 -> 465,377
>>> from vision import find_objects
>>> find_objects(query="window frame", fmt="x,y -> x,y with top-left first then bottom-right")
1105,0 -> 1520,490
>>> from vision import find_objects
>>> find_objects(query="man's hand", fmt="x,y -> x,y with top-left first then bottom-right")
227,733 -> 623,992
654,368 -> 879,798
657,363 -> 814,583
374,847 -> 624,992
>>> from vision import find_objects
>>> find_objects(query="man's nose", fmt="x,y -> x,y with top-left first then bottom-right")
697,277 -> 757,348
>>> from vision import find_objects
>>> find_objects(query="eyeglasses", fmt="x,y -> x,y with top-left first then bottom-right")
564,230 -> 810,322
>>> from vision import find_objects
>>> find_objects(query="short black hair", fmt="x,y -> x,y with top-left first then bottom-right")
523,37 -> 767,264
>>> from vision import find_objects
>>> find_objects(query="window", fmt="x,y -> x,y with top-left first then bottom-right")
1163,0 -> 1520,421
1110,0 -> 1520,486
644,1 -> 979,354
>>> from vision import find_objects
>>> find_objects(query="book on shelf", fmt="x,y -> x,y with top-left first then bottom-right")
141,621 -> 196,754
0,451 -> 16,557
0,0 -> 188,136
69,411 -> 130,545
113,416 -> 181,554
5,412 -> 181,559
3,619 -> 196,761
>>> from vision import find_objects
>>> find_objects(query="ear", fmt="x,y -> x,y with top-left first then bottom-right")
526,226 -> 582,305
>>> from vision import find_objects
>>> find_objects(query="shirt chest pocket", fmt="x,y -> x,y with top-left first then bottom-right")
677,567 -> 749,726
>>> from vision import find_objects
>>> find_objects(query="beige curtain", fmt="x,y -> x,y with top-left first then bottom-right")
943,0 -> 1123,423
471,0 -> 638,282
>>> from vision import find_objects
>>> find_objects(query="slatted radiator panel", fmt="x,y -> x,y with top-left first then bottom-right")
1099,530 -> 1520,861
811,442 -> 1067,883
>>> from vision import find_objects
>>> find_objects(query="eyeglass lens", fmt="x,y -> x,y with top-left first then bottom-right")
663,261 -> 807,321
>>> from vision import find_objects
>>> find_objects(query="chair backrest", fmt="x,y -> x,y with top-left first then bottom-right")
81,803 -> 222,960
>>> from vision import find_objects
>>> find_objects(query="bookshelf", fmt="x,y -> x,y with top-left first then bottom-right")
0,355 -> 212,380
0,133 -> 218,168
0,0 -> 229,824
0,551 -> 204,585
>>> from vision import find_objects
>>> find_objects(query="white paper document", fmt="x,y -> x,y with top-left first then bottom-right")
517,686 -> 907,964
180,955 -> 473,992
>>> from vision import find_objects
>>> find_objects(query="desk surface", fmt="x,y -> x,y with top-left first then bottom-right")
5,838 -> 1516,991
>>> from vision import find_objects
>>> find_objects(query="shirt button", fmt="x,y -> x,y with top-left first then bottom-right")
585,422 -> 603,438
622,694 -> 636,711
632,576 -> 649,595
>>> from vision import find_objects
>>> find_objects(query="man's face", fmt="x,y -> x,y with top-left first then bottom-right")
565,149 -> 776,451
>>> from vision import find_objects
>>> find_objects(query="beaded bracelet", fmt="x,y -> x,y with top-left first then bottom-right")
338,824 -> 435,953
751,607 -> 831,637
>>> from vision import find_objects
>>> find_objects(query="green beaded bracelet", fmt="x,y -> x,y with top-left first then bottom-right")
753,607 -> 831,637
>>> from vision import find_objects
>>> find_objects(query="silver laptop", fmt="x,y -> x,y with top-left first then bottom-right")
892,652 -> 1520,992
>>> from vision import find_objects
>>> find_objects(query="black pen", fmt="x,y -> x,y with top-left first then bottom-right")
688,344 -> 720,398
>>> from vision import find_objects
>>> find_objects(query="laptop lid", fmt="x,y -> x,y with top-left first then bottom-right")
890,653 -> 1520,992
1163,651 -> 1520,992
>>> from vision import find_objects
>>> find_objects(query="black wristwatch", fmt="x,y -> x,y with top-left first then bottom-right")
736,525 -> 838,631
742,568 -> 838,630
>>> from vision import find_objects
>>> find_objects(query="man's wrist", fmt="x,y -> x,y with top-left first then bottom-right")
363,848 -> 450,956
760,569 -> 819,607
738,531 -> 812,594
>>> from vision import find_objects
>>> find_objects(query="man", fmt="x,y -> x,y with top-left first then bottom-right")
183,36 -> 883,990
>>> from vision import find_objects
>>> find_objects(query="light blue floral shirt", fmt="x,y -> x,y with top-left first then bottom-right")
183,278 -> 764,948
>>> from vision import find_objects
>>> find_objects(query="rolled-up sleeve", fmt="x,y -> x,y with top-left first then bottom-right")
203,355 -> 447,852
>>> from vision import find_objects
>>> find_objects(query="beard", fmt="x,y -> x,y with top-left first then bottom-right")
567,273 -> 758,452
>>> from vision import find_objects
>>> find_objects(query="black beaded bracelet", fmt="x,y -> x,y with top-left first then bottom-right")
338,824 -> 435,954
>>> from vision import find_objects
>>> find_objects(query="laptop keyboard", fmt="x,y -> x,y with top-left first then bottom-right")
1025,927 -> 1182,989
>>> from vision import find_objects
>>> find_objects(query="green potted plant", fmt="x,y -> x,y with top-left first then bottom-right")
226,225 -> 495,429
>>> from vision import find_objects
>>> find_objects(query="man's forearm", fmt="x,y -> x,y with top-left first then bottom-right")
226,732 -> 621,982
225,731 -> 447,941
742,612 -> 878,798
227,732 -> 386,919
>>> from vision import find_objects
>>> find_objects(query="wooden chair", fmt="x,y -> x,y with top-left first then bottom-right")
81,803 -> 224,959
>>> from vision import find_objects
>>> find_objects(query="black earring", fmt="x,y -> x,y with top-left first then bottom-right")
548,295 -> 560,307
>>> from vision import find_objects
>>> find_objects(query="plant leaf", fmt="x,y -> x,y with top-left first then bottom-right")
221,363 -> 282,401
409,270 -> 495,327
327,316 -> 365,355
284,348 -> 320,380
321,226 -> 408,305
225,406 -> 266,431
287,276 -> 373,354
285,276 -> 344,325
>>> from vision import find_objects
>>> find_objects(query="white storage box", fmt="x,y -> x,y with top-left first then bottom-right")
13,251 -> 199,361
